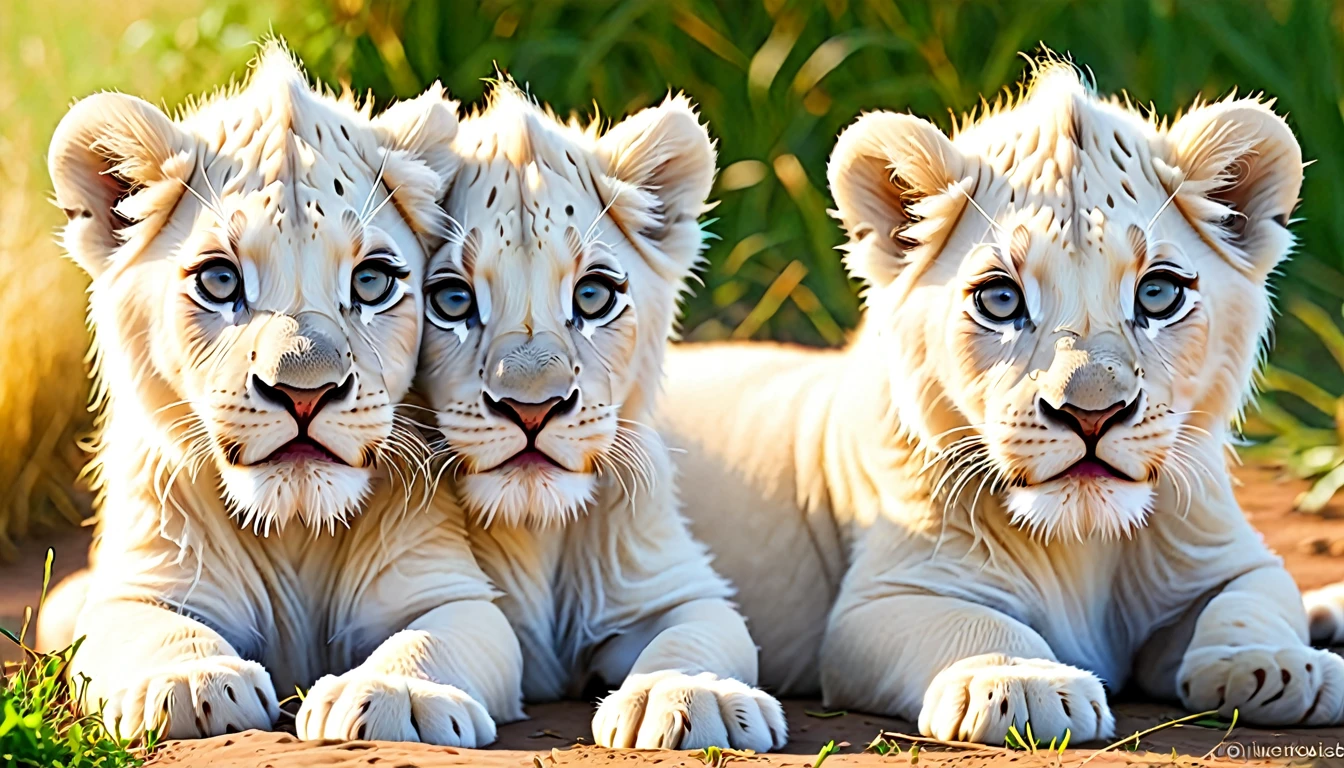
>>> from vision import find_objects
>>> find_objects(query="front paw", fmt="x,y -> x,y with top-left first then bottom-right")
1179,644 -> 1344,726
919,654 -> 1114,744
592,671 -> 787,751
105,656 -> 279,740
296,671 -> 496,747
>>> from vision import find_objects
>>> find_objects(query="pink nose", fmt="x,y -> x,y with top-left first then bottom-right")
1060,401 -> 1129,438
275,383 -> 336,422
485,392 -> 578,438
252,374 -> 353,429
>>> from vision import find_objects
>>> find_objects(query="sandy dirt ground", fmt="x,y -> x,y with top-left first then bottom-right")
2,466 -> 1341,766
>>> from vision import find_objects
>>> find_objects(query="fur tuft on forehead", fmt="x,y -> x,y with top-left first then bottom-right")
451,79 -> 716,281
830,52 -> 1302,293
49,39 -> 460,281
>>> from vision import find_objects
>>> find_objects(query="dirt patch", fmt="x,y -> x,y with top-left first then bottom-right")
1236,466 -> 1344,592
3,467 -> 1342,765
145,700 -> 1343,767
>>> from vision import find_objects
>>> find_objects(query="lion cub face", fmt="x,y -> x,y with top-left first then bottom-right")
49,47 -> 460,532
830,65 -> 1302,541
418,88 -> 714,527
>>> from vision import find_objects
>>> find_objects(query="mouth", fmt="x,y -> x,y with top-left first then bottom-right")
1042,455 -> 1134,484
258,436 -> 347,466
495,448 -> 566,471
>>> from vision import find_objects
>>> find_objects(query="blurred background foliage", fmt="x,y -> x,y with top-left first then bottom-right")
5,0 -> 1344,554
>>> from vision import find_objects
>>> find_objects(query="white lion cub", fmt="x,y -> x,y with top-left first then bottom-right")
660,62 -> 1343,743
415,85 -> 787,751
41,46 -> 522,745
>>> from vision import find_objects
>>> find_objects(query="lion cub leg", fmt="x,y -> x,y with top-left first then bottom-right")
296,600 -> 523,747
74,598 -> 280,740
1304,581 -> 1344,647
590,598 -> 788,752
1178,566 -> 1344,726
822,593 -> 1114,745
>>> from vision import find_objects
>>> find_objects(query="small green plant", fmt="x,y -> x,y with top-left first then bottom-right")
865,732 -> 902,756
695,745 -> 724,766
0,551 -> 155,767
813,739 -> 841,768
1005,722 -> 1071,754
690,744 -> 760,767
1004,722 -> 1035,751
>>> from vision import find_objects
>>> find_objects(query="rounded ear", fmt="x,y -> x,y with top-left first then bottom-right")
48,92 -> 189,277
370,82 -> 462,243
827,111 -> 965,288
372,82 -> 461,186
1164,99 -> 1303,277
596,94 -> 717,276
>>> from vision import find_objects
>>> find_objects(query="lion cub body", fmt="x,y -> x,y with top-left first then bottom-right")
660,62 -> 1342,740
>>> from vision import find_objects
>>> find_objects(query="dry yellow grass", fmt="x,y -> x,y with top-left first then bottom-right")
0,0 -> 297,559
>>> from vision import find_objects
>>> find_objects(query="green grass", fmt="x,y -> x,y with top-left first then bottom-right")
9,0 -> 1344,556
0,552 -> 154,767
307,0 -> 1344,358
306,0 -> 1344,477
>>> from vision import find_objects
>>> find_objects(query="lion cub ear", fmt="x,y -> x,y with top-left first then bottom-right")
1163,99 -> 1303,278
48,93 -> 191,278
828,111 -> 966,289
371,83 -> 462,243
596,95 -> 717,279
371,83 -> 461,243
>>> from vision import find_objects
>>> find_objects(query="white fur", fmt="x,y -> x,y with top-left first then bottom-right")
40,43 -> 523,746
415,85 -> 786,752
659,59 -> 1342,742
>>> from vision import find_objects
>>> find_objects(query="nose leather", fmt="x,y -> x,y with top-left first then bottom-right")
1060,400 -> 1129,438
504,398 -> 564,432
486,395 -> 574,439
276,383 -> 337,422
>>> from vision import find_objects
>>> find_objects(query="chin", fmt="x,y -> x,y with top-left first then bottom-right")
218,458 -> 373,535
1005,473 -> 1154,543
460,460 -> 597,528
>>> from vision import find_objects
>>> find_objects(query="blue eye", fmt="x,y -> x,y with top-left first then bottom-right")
1136,273 -> 1184,320
352,265 -> 395,305
196,259 -> 242,304
430,278 -> 475,322
574,275 -> 617,320
974,277 -> 1024,322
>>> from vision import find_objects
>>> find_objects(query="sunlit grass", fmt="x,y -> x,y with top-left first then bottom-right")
7,0 -> 1344,557
0,0 -> 300,558
0,551 -> 156,767
316,0 -> 1344,357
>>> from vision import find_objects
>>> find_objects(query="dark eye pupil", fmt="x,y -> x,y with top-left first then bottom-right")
433,282 -> 474,322
575,278 -> 615,319
1138,277 -> 1181,318
976,279 -> 1022,321
353,267 -> 393,304
198,262 -> 241,303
